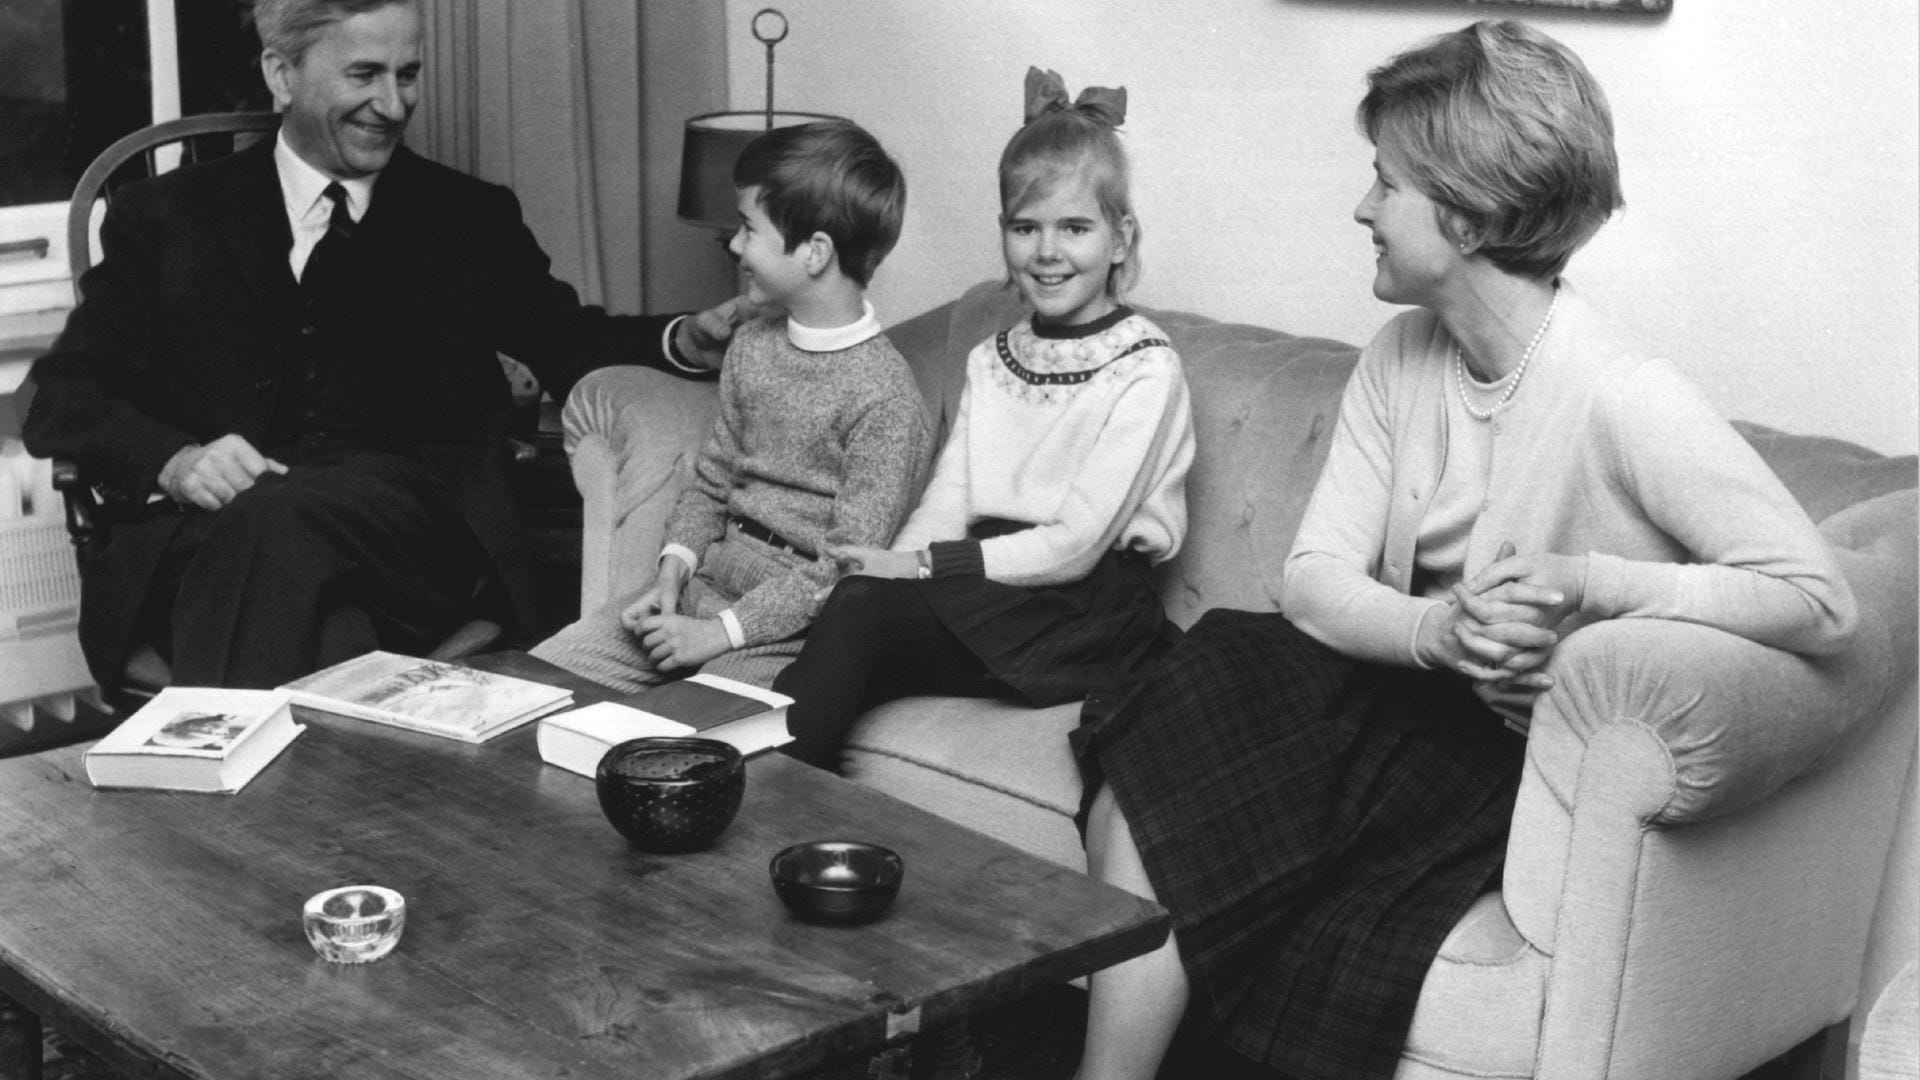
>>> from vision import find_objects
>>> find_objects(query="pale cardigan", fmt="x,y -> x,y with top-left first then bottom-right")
1282,282 -> 1858,668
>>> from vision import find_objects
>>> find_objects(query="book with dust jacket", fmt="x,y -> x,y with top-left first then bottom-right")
281,651 -> 572,744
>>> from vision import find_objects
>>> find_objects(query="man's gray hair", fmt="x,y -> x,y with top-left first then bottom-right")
252,0 -> 414,64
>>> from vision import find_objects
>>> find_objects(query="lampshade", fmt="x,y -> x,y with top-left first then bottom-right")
676,110 -> 843,230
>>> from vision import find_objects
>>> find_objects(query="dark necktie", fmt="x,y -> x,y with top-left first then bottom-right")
301,182 -> 355,293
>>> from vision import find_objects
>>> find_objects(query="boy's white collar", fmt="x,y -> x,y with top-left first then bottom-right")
787,300 -> 881,352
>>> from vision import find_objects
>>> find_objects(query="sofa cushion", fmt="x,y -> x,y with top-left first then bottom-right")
1149,314 -> 1357,628
1398,892 -> 1546,1079
844,695 -> 1087,870
1735,421 -> 1920,525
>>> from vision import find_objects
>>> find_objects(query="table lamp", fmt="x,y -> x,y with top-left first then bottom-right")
677,8 -> 843,231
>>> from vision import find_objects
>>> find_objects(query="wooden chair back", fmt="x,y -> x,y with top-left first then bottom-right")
67,112 -> 282,297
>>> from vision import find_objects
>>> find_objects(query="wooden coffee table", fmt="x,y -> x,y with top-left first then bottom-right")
0,655 -> 1165,1079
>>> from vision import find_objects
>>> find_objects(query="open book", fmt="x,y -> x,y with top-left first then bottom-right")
537,672 -> 793,778
281,651 -> 573,744
84,687 -> 304,793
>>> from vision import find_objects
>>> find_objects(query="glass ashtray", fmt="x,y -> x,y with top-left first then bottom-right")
303,885 -> 406,964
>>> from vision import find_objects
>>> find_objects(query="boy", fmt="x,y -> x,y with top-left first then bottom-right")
532,120 -> 931,691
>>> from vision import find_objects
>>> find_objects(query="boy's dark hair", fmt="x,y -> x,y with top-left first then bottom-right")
733,119 -> 906,288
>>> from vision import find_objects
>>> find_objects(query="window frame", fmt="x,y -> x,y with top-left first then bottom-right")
0,0 -> 182,322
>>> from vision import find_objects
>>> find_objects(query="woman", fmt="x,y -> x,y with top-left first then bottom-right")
1068,20 -> 1857,1080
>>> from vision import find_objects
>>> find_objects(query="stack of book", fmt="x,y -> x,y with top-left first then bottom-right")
537,672 -> 794,778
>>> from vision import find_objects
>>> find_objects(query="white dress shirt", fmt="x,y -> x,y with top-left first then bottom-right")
274,133 -> 374,283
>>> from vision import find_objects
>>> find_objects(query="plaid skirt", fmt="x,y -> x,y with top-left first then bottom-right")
1074,608 -> 1525,1079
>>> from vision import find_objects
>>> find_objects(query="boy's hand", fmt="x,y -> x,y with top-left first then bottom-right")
621,559 -> 691,632
632,614 -> 731,672
675,295 -> 764,371
828,545 -> 920,580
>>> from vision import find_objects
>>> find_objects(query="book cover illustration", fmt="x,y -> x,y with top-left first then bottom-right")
283,651 -> 572,742
142,710 -> 255,754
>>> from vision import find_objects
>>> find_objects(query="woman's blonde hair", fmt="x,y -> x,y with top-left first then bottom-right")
1358,20 -> 1624,278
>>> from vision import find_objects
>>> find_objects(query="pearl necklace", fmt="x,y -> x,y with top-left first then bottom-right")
1454,285 -> 1560,422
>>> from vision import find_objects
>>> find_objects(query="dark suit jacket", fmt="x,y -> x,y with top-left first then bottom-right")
23,139 -> 700,679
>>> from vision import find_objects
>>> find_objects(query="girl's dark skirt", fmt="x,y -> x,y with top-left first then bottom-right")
919,545 -> 1175,707
1073,608 -> 1525,1080
775,545 -> 1176,770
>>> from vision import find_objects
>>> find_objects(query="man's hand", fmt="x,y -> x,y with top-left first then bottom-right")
828,545 -> 920,580
632,613 -> 731,672
674,295 -> 764,371
620,559 -> 691,632
158,434 -> 288,511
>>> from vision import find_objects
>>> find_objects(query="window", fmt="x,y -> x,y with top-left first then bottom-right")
0,0 -> 266,319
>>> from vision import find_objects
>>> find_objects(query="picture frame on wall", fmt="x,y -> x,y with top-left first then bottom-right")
1481,0 -> 1670,11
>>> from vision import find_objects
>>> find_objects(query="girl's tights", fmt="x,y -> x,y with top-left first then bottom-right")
773,575 -> 1002,771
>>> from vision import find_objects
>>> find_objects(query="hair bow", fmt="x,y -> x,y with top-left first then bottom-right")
1023,66 -> 1127,128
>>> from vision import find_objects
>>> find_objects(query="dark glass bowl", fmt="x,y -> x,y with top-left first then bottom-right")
768,840 -> 905,925
595,737 -> 745,853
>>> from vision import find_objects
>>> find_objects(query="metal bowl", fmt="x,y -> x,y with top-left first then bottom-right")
595,737 -> 744,853
768,840 -> 905,925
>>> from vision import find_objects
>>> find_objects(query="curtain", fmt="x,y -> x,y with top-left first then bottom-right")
412,0 -> 733,315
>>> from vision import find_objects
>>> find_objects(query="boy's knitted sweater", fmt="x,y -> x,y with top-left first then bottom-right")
892,306 -> 1195,588
664,314 -> 932,645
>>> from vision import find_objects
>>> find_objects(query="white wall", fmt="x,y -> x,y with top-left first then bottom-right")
724,0 -> 1918,455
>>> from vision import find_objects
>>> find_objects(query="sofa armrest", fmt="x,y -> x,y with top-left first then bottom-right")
1499,489 -> 1918,1078
1492,613 -> 1916,1078
1506,558 -> 1912,933
1520,648 -> 1915,1078
1516,487 -> 1917,834
561,366 -> 719,616
1535,617 -> 1899,830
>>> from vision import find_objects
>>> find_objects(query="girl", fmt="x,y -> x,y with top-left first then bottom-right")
773,66 -> 1196,773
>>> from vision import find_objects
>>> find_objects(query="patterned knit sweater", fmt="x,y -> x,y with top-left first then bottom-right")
663,315 -> 932,645
892,306 -> 1195,587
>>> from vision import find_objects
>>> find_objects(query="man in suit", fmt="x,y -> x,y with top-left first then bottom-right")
23,0 -> 742,689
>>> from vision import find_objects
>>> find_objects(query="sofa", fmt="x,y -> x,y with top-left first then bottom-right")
561,280 -> 1919,1080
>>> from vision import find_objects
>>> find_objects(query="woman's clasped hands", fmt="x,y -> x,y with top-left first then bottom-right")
1420,542 -> 1587,719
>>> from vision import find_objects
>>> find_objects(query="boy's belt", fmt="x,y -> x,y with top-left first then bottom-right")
729,514 -> 811,557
